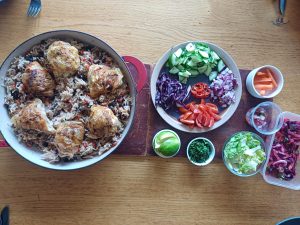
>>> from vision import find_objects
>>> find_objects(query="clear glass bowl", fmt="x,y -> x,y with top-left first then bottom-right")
246,101 -> 284,135
222,131 -> 267,177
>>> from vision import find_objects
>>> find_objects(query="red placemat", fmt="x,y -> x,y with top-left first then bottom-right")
115,63 -> 271,158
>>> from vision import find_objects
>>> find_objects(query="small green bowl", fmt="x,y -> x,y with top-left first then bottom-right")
187,137 -> 215,166
152,129 -> 181,158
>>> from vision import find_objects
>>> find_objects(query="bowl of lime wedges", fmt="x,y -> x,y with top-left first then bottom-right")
152,129 -> 181,158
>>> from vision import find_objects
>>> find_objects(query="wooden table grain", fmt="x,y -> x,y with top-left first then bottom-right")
0,0 -> 300,224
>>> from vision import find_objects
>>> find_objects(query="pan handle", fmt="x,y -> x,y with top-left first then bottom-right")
123,56 -> 147,93
0,139 -> 9,148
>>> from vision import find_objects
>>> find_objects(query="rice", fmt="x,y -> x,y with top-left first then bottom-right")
4,39 -> 132,163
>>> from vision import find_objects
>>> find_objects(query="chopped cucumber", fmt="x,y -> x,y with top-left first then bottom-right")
199,51 -> 209,58
178,70 -> 191,78
174,48 -> 183,58
204,66 -> 212,76
189,70 -> 199,76
211,51 -> 220,60
185,43 -> 195,52
169,67 -> 179,74
218,60 -> 225,72
166,42 -> 224,83
198,64 -> 208,74
209,71 -> 218,81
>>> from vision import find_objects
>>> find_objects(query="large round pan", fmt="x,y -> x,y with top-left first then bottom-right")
0,30 -> 147,170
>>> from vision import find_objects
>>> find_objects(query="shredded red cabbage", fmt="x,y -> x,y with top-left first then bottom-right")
155,72 -> 190,110
209,68 -> 238,108
267,119 -> 300,180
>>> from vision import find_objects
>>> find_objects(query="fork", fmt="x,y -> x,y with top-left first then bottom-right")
27,0 -> 41,17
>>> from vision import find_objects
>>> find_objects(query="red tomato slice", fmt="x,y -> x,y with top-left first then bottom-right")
202,111 -> 210,127
187,113 -> 195,121
182,111 -> 192,120
180,118 -> 195,125
178,107 -> 189,114
207,109 -> 221,121
208,117 -> 215,128
201,99 -> 205,105
195,117 -> 203,128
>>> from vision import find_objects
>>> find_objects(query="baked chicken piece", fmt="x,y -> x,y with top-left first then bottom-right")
22,61 -> 55,97
87,64 -> 123,98
54,121 -> 85,158
88,105 -> 121,138
46,41 -> 80,78
11,98 -> 55,134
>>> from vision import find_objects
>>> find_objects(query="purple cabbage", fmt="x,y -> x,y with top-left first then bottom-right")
155,72 -> 190,110
267,119 -> 300,180
209,68 -> 238,108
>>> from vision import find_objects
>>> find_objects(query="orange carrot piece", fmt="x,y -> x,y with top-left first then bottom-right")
256,71 -> 267,76
255,84 -> 274,90
266,69 -> 278,88
259,90 -> 266,96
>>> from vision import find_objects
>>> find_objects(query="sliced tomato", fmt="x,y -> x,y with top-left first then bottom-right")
206,103 -> 219,113
198,104 -> 207,111
182,111 -> 192,120
193,108 -> 201,115
186,101 -> 196,109
207,109 -> 221,121
188,124 -> 195,129
180,118 -> 195,125
195,117 -> 203,128
208,117 -> 215,128
189,104 -> 197,112
201,99 -> 205,105
191,82 -> 211,99
178,107 -> 189,114
187,113 -> 196,121
202,111 -> 210,127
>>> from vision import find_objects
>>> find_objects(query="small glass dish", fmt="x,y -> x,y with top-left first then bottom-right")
187,137 -> 215,166
222,131 -> 266,177
246,101 -> 284,135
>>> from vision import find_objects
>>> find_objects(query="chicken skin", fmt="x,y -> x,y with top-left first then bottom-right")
88,105 -> 121,138
88,64 -> 123,98
54,121 -> 85,158
47,41 -> 80,78
11,98 -> 55,134
22,61 -> 55,97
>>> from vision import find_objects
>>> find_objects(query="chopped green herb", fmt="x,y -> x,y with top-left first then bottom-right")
188,139 -> 212,163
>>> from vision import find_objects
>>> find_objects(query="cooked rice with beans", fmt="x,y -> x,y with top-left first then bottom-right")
4,39 -> 131,163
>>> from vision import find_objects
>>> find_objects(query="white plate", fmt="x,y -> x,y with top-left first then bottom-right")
150,41 -> 242,133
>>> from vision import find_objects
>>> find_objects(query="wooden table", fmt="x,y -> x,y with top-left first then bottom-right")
0,0 -> 300,224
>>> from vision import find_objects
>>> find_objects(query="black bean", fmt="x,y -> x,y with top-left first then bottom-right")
24,55 -> 34,62
11,89 -> 20,100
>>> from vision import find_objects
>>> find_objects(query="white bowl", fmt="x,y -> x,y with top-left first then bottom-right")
246,65 -> 284,99
150,41 -> 242,133
186,137 -> 215,166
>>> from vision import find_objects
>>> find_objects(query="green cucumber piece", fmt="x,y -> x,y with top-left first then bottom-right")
211,51 -> 220,60
204,66 -> 212,76
174,48 -> 183,58
199,51 -> 209,58
185,43 -> 195,52
198,64 -> 208,74
169,67 -> 179,74
178,70 -> 191,78
218,60 -> 225,72
189,70 -> 199,76
209,71 -> 218,81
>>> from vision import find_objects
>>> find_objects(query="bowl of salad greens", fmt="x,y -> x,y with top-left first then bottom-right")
187,137 -> 215,166
151,41 -> 242,133
222,131 -> 266,177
